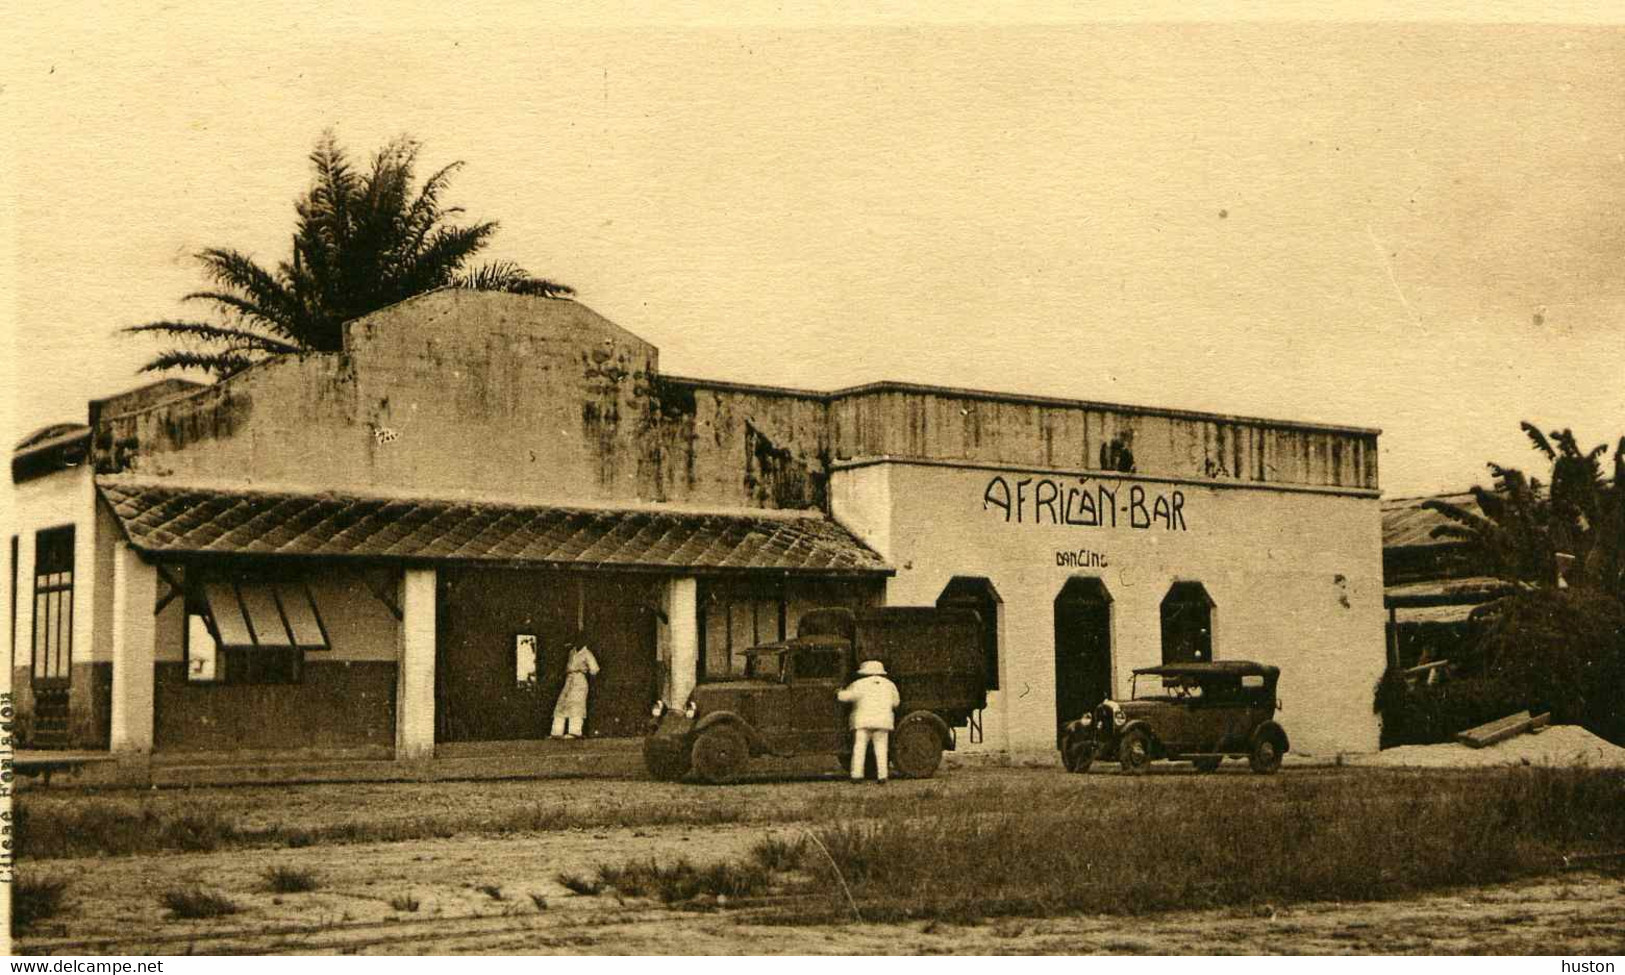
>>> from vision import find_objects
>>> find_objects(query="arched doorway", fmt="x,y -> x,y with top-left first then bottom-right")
936,576 -> 1002,691
1054,576 -> 1113,745
1160,581 -> 1214,665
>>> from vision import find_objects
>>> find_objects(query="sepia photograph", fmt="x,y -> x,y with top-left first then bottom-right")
3,2 -> 1623,960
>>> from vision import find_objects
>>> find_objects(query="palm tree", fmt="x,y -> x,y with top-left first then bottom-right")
1424,423 -> 1625,598
127,133 -> 572,378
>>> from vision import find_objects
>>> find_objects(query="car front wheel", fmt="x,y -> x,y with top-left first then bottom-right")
691,725 -> 748,783
1063,735 -> 1096,774
1249,736 -> 1283,775
1118,728 -> 1152,775
643,737 -> 692,781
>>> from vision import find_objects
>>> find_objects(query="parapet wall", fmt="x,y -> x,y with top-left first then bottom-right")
91,292 -> 1377,511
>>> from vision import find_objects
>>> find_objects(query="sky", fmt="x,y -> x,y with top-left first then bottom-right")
4,4 -> 1624,498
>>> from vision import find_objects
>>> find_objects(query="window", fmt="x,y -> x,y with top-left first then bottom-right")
1160,581 -> 1214,665
794,648 -> 843,680
32,526 -> 74,683
936,577 -> 1002,690
186,572 -> 328,685
744,650 -> 785,681
700,582 -> 786,680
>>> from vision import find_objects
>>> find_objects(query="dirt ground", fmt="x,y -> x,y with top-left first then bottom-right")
16,765 -> 1625,955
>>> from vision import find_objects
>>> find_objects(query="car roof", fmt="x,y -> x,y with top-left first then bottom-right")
1132,661 -> 1279,678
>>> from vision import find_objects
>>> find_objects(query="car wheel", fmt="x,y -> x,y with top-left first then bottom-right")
691,725 -> 748,784
1192,757 -> 1222,773
1118,728 -> 1152,775
1063,735 -> 1096,774
643,736 -> 692,781
1249,736 -> 1283,775
891,716 -> 945,779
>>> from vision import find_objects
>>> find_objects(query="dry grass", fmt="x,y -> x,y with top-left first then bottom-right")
594,857 -> 771,903
160,887 -> 240,920
261,865 -> 321,893
388,892 -> 421,913
11,876 -> 70,932
758,767 -> 1625,922
556,872 -> 606,896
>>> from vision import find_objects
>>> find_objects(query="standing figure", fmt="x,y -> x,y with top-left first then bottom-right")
551,642 -> 601,739
837,659 -> 901,784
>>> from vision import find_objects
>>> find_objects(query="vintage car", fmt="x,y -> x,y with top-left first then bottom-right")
643,606 -> 986,783
1058,661 -> 1288,775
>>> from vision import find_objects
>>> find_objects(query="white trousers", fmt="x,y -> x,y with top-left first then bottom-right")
551,714 -> 584,737
850,728 -> 890,780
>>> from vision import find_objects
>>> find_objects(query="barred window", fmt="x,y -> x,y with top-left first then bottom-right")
32,526 -> 74,682
1161,581 -> 1215,665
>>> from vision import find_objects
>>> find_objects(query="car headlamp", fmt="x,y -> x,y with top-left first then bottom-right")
684,700 -> 698,719
651,700 -> 667,718
1080,713 -> 1094,727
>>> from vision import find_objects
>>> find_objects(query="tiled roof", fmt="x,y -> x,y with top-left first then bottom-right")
98,479 -> 891,575
1382,492 -> 1481,549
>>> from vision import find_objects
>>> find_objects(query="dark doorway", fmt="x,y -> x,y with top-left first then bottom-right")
1160,581 -> 1214,665
1054,576 -> 1113,745
437,569 -> 660,742
936,576 -> 1001,690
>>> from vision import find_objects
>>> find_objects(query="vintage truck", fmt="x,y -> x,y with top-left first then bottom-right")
644,606 -> 987,783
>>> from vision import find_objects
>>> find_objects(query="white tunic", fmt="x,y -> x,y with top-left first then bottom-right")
553,646 -> 601,722
837,674 -> 901,730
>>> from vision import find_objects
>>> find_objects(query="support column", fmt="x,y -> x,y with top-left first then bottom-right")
666,576 -> 699,706
396,567 -> 437,760
109,543 -> 156,754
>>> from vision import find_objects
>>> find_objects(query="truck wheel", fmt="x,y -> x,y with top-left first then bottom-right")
691,725 -> 748,783
1063,736 -> 1096,774
1192,757 -> 1222,773
1118,728 -> 1152,775
643,737 -> 691,782
890,718 -> 944,779
1249,736 -> 1283,775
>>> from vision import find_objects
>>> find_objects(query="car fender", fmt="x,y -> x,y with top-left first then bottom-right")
897,709 -> 952,749
1115,718 -> 1160,754
693,711 -> 764,752
1250,721 -> 1290,754
648,711 -> 695,740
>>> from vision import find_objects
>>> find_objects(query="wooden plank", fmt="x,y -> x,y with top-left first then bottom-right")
1455,710 -> 1532,749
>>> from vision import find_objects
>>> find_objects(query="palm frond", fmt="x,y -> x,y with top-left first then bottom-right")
135,349 -> 260,378
453,260 -> 576,297
193,249 -> 303,337
122,320 -> 302,354
1522,421 -> 1556,461
1421,498 -> 1491,532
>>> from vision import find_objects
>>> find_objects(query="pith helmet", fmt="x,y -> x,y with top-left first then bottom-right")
857,659 -> 887,677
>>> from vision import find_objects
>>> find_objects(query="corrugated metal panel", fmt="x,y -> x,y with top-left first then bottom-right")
1383,492 -> 1481,549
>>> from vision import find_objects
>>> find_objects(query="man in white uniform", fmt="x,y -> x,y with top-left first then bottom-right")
551,643 -> 601,739
837,659 -> 901,783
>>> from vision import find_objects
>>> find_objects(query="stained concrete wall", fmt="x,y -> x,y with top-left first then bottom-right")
835,460 -> 1386,758
91,292 -> 1375,514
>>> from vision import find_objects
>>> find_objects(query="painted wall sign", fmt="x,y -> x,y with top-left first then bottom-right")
1056,549 -> 1109,568
983,476 -> 1188,531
